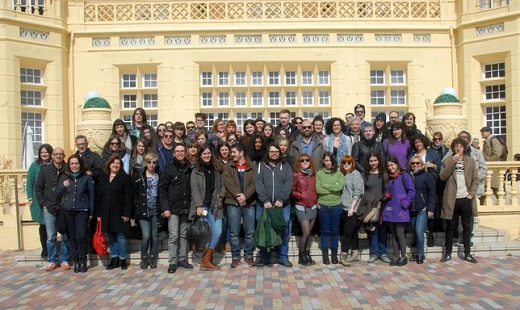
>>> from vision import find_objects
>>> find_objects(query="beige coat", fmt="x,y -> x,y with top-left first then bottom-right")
482,136 -> 504,188
439,155 -> 479,220
189,166 -> 225,221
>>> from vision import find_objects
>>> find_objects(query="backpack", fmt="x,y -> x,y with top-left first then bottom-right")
493,136 -> 508,161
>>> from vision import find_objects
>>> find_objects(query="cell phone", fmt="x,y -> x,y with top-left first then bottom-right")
202,210 -> 208,216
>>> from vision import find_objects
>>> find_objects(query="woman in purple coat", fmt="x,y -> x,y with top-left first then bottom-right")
382,156 -> 416,266
382,122 -> 412,170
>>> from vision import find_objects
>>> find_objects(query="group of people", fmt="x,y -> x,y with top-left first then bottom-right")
27,105 -> 508,273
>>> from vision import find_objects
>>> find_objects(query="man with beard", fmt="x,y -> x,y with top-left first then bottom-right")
351,124 -> 384,173
255,144 -> 293,267
289,119 -> 325,169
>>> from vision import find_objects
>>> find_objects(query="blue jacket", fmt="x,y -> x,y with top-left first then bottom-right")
407,148 -> 441,180
57,172 -> 96,216
409,169 -> 436,213
382,172 -> 416,223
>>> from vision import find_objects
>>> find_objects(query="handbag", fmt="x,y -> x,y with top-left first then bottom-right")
368,202 -> 381,223
56,207 -> 67,235
187,216 -> 211,240
92,220 -> 108,255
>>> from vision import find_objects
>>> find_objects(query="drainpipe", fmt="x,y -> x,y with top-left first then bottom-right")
69,30 -> 76,150
449,26 -> 456,88
14,178 -> 22,251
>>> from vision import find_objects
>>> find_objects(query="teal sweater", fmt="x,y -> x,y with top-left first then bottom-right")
316,168 -> 344,206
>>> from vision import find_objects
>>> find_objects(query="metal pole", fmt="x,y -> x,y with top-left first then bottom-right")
14,177 -> 23,251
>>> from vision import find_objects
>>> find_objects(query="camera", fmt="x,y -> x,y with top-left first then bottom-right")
380,192 -> 392,204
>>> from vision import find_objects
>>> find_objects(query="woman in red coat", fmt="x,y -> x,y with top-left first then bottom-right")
291,154 -> 318,266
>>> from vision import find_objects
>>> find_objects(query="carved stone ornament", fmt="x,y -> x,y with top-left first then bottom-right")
269,35 -> 296,44
120,37 -> 155,46
303,34 -> 329,44
235,35 -> 262,44
476,23 -> 504,36
19,28 -> 49,41
92,38 -> 111,47
413,34 -> 431,43
375,34 -> 402,43
165,36 -> 191,45
337,34 -> 364,43
200,36 -> 226,45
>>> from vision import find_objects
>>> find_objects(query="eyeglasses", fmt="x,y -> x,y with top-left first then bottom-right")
158,128 -> 165,132
342,161 -> 351,165
166,125 -> 173,128
228,138 -> 237,142
302,126 -> 312,130
53,153 -> 65,156
147,161 -> 158,165
187,126 -> 195,130
300,158 -> 310,163
296,122 -> 302,125
433,138 -> 442,141
410,162 -> 421,165
110,142 -> 120,146
164,135 -> 173,138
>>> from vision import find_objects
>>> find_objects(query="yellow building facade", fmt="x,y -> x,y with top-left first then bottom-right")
0,0 -> 517,164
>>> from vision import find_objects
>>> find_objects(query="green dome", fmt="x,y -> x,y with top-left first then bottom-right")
84,97 -> 111,109
434,94 -> 460,104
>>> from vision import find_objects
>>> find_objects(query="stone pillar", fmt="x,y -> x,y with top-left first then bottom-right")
76,108 -> 112,154
425,95 -> 467,145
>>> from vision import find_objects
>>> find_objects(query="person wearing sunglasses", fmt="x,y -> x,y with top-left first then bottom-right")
291,154 -> 318,266
289,119 -> 325,170
407,156 -> 436,265
101,134 -> 130,174
133,153 -> 161,269
157,129 -> 175,173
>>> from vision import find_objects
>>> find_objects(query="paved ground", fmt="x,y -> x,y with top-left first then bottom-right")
1,251 -> 519,309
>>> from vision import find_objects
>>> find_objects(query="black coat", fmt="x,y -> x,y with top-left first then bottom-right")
159,159 -> 193,215
96,171 -> 132,233
352,137 -> 384,173
57,172 -> 96,216
35,161 -> 66,215
410,169 -> 436,213
132,170 -> 160,219
75,148 -> 105,184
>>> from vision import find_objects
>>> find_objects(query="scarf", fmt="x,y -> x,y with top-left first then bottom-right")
301,167 -> 312,176
389,170 -> 400,179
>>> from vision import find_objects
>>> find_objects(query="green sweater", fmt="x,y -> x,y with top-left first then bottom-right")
316,168 -> 344,206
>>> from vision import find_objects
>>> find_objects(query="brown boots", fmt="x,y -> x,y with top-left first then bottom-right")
200,247 -> 220,271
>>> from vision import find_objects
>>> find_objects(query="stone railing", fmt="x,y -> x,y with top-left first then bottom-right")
82,0 -> 442,23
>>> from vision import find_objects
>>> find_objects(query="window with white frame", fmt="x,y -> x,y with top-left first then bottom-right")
122,94 -> 137,109
268,71 -> 280,85
20,68 -> 42,84
303,111 -> 330,122
22,112 -> 43,160
235,112 -> 263,128
252,92 -> 263,106
143,94 -> 158,108
285,71 -> 296,85
485,85 -> 506,100
21,66 -> 45,161
218,92 -> 230,106
205,112 -> 230,128
369,66 -> 408,108
318,71 -> 329,85
142,73 -> 157,88
122,74 -> 137,88
285,91 -> 297,106
21,90 -> 43,106
482,62 -> 506,101
218,72 -> 229,86
235,72 -> 246,86
252,71 -> 263,85
318,91 -> 330,106
302,91 -> 314,105
484,63 -> 505,79
235,92 -> 246,106
485,106 -> 506,137
302,71 -> 313,85
201,92 -> 213,107
268,91 -> 280,106
370,70 -> 385,84
147,114 -> 158,128
201,72 -> 213,86
269,111 -> 296,126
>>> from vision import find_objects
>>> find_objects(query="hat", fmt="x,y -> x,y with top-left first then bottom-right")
480,126 -> 492,132
375,113 -> 386,123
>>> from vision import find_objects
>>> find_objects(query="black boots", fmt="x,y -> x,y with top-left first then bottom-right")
322,249 -> 330,265
80,258 -> 88,273
140,255 -> 149,269
39,224 -> 47,258
120,259 -> 128,270
331,248 -> 339,264
106,257 -> 120,270
149,255 -> 157,269
73,260 -> 80,273
305,250 -> 315,265
298,252 -> 311,266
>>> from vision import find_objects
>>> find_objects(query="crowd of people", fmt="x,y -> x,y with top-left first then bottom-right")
27,105 -> 512,273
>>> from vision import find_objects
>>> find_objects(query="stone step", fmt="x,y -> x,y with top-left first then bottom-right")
15,226 -> 520,267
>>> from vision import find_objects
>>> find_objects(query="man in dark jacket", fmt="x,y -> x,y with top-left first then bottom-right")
223,144 -> 257,268
289,119 -> 325,169
35,147 -> 70,271
352,124 -> 384,173
159,143 -> 194,274
75,135 -> 105,184
275,109 -> 300,139
255,144 -> 293,267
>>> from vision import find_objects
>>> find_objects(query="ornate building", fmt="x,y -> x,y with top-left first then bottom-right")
0,0 -> 517,165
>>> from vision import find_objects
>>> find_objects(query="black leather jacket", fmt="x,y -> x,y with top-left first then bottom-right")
159,159 -> 193,215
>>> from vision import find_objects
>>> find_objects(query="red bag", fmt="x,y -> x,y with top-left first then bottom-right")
92,220 -> 108,255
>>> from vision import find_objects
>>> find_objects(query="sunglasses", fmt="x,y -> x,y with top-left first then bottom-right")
228,138 -> 237,142
296,122 -> 302,125
302,126 -> 312,129
110,142 -> 120,146
433,138 -> 442,141
410,162 -> 421,165
158,128 -> 165,132
147,160 -> 158,165
300,158 -> 310,163
187,126 -> 195,130
164,135 -> 173,138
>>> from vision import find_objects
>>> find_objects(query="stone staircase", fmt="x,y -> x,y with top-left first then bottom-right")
15,225 -> 520,268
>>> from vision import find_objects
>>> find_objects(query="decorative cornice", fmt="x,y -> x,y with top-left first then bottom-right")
303,34 -> 329,44
337,34 -> 364,43
476,23 -> 504,36
413,34 -> 431,43
375,34 -> 402,43
165,36 -> 191,45
120,37 -> 155,46
200,35 -> 226,45
235,35 -> 262,44
92,38 -> 111,47
19,28 -> 49,41
269,34 -> 296,44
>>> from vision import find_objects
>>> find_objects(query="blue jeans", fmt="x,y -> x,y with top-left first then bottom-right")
367,222 -> 388,257
410,209 -> 428,257
227,204 -> 255,259
43,208 -> 69,264
64,210 -> 88,260
108,232 -> 127,259
256,204 -> 291,263
317,204 -> 342,250
203,204 -> 222,249
139,216 -> 159,256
